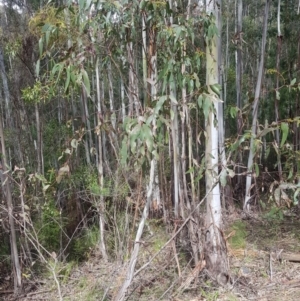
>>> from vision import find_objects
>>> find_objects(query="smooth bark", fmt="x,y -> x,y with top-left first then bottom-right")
275,0 -> 283,181
95,58 -> 108,262
205,0 -> 229,282
0,113 -> 22,293
244,0 -> 270,210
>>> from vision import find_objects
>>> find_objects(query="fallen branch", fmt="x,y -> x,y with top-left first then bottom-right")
279,252 -> 300,262
0,290 -> 14,294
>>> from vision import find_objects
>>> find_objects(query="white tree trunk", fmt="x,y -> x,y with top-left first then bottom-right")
95,58 -> 108,261
205,0 -> 228,283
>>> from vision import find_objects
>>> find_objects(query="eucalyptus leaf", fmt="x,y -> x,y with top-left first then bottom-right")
82,69 -> 91,96
220,168 -> 227,187
280,122 -> 289,147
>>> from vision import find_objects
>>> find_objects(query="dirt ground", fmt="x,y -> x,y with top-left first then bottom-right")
2,212 -> 300,301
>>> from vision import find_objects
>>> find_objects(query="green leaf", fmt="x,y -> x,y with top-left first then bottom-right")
85,0 -> 92,10
79,0 -> 85,10
45,30 -> 50,47
41,23 -> 51,33
39,38 -> 43,57
189,79 -> 194,93
257,127 -> 276,138
194,73 -> 200,89
82,69 -> 90,96
203,95 -> 211,120
197,95 -> 203,108
290,78 -> 296,86
142,124 -> 153,152
210,84 -> 221,96
121,137 -> 128,166
154,96 -> 167,115
139,0 -> 146,9
220,168 -> 227,187
130,123 -> 141,153
276,90 -> 280,100
170,108 -> 175,120
65,66 -> 71,93
169,94 -> 178,104
280,122 -> 289,147
294,188 -> 300,205
70,71 -> 76,84
36,60 -> 40,77
52,63 -> 64,85
230,106 -> 238,118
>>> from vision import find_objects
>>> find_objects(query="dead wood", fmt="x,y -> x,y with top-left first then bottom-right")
279,253 -> 300,262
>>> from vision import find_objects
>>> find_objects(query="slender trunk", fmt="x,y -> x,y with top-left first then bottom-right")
148,24 -> 161,211
0,47 -> 11,127
107,61 -> 116,135
0,114 -> 22,293
84,88 -> 94,160
114,160 -> 155,301
81,89 -> 91,165
217,0 -> 226,205
121,77 -> 126,123
95,58 -> 108,261
168,0 -> 181,219
244,0 -> 270,210
275,0 -> 283,181
205,0 -> 229,283
127,40 -> 140,117
236,0 -> 243,184
35,103 -> 43,175
142,13 -> 148,107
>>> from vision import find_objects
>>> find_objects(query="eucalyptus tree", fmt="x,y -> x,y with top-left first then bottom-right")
244,0 -> 270,210
0,113 -> 22,292
274,0 -> 283,181
204,0 -> 229,282
20,0 -> 235,296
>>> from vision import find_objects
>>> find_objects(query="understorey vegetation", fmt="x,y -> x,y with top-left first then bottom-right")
1,0 -> 300,300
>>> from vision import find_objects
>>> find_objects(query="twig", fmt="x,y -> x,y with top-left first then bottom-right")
269,252 -> 273,281
172,224 -> 181,277
15,289 -> 54,300
101,287 -> 110,301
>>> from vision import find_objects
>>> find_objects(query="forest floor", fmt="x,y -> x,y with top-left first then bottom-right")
2,209 -> 300,301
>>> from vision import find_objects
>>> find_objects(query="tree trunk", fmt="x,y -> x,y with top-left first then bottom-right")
0,47 -> 12,127
204,0 -> 229,284
168,0 -> 181,219
236,0 -> 243,184
114,160 -> 155,301
244,0 -> 270,210
35,103 -> 43,175
275,0 -> 283,181
0,113 -> 22,293
95,58 -> 108,262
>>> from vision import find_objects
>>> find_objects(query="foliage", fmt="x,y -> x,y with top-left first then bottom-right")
69,227 -> 99,262
36,199 -> 63,253
2,0 -> 300,297
227,220 -> 247,249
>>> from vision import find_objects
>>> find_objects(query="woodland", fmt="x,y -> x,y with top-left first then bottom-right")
1,0 -> 300,300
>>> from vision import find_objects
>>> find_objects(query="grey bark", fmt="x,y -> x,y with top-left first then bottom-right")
0,113 -> 22,293
275,0 -> 283,181
244,0 -> 270,210
96,58 -> 108,261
